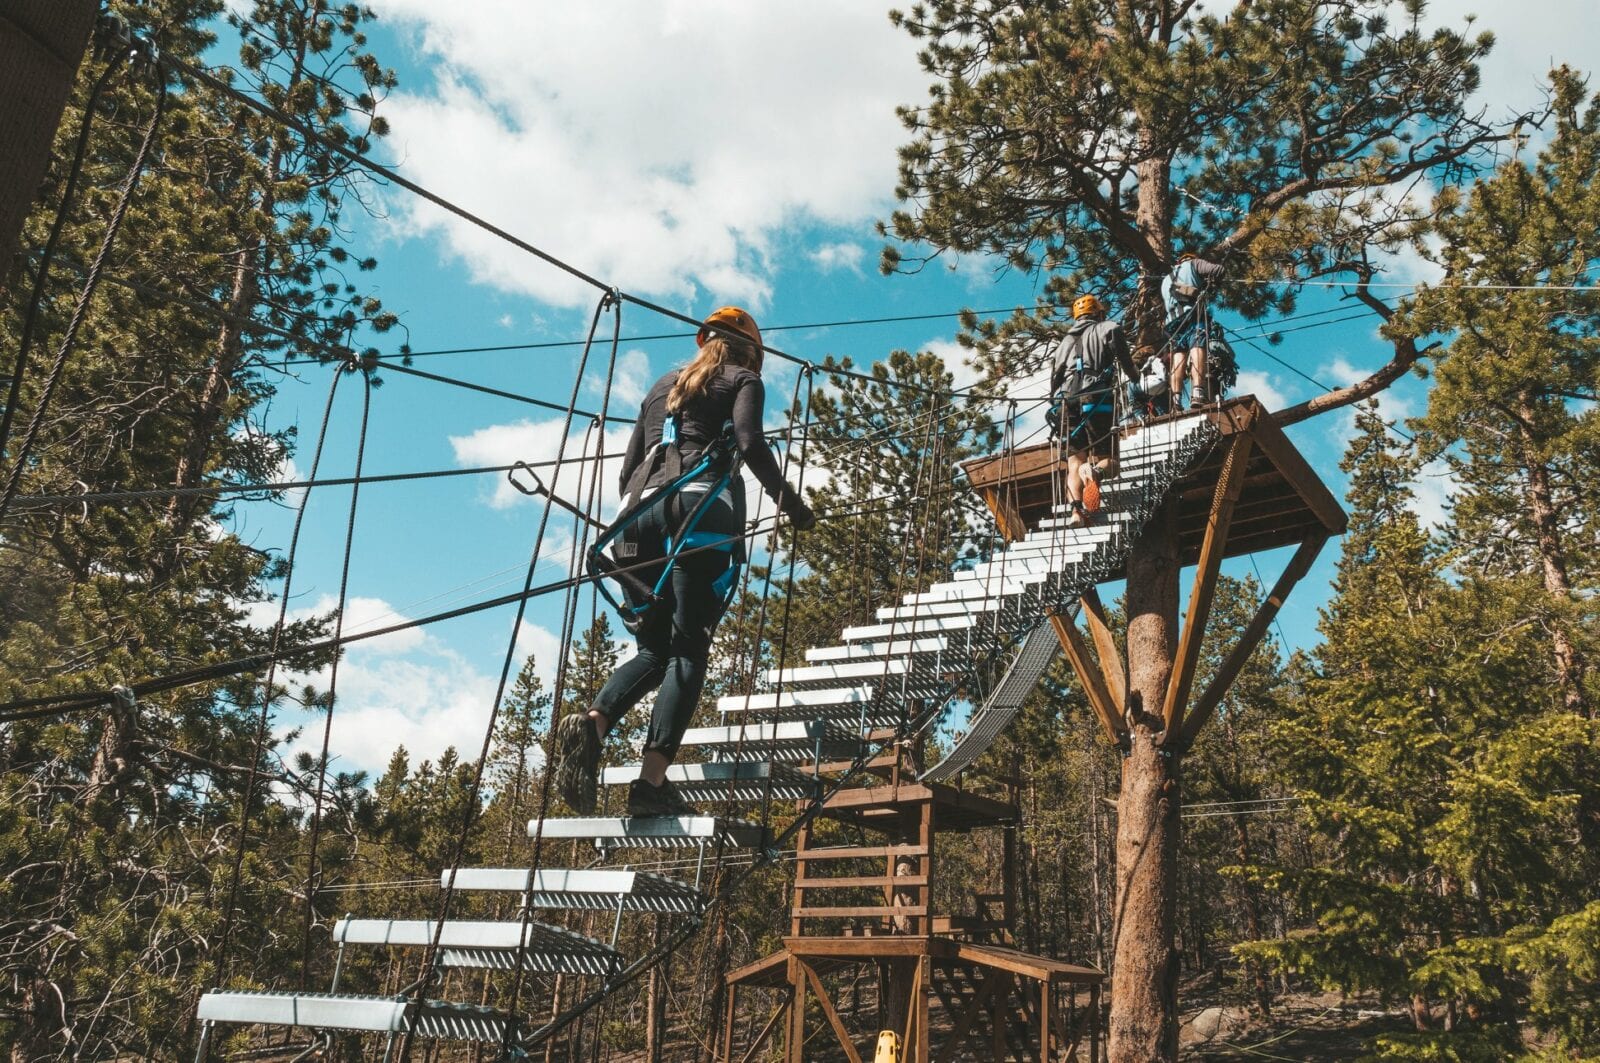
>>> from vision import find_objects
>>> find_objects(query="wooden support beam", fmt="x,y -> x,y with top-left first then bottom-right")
1178,532 -> 1329,748
1051,612 -> 1127,743
1162,434 -> 1253,737
1250,409 -> 1347,535
737,990 -> 791,1063
801,961 -> 864,1063
1080,588 -> 1127,711
933,969 -> 1003,1063
979,485 -> 1028,543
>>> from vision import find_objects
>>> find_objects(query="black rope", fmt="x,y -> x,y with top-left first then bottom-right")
296,369 -> 371,991
396,289 -> 617,1061
504,291 -> 622,1052
6,460 -> 556,510
212,365 -> 345,990
0,73 -> 167,524
0,47 -> 131,465
0,488 -> 984,724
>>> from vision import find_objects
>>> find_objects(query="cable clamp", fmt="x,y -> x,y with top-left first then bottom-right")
601,287 -> 621,311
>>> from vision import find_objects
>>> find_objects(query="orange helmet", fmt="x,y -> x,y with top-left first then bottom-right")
697,306 -> 762,351
1178,251 -> 1196,263
1072,294 -> 1103,320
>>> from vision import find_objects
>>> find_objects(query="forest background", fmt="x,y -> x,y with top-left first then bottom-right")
1,0 -> 1598,1060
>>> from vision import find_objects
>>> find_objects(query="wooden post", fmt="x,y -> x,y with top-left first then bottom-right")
720,981 -> 737,1063
785,957 -> 807,1063
915,955 -> 931,1063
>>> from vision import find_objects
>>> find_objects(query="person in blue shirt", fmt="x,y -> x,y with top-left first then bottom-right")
1162,252 -> 1226,408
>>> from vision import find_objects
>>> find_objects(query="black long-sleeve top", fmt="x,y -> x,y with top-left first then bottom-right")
619,365 -> 801,513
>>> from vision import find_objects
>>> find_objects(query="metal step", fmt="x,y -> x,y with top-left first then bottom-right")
716,685 -> 876,718
527,815 -> 768,849
598,761 -> 818,801
685,720 -> 873,762
440,867 -> 707,913
331,918 -> 621,975
195,991 -> 509,1041
901,572 -> 1045,606
805,636 -> 948,663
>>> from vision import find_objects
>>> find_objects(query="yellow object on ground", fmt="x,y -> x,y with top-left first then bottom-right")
873,1029 -> 901,1063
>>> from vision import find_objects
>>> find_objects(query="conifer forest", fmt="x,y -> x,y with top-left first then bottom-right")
1,2 -> 1597,1061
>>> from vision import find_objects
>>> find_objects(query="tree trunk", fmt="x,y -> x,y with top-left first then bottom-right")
1514,395 -> 1588,717
1108,502 -> 1181,1063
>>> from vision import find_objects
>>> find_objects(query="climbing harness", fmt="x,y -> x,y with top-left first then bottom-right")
1048,330 -> 1120,448
585,414 -> 744,634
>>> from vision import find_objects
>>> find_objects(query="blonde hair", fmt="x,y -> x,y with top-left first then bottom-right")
666,336 -> 763,413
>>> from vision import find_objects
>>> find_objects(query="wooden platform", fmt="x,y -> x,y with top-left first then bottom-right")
960,396 -> 1347,561
816,781 -> 1017,833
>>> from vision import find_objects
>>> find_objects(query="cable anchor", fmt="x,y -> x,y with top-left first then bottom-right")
506,461 -> 606,530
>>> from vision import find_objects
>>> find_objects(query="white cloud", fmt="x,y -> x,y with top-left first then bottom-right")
1419,1 -> 1600,123
371,0 -> 925,308
923,337 -> 984,394
608,349 -> 653,408
1234,370 -> 1288,413
448,416 -> 633,510
258,587 -> 574,776
809,242 -> 866,275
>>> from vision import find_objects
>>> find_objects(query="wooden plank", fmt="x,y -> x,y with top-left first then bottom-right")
784,936 -> 942,958
801,961 -> 864,1063
726,949 -> 789,987
1079,588 -> 1127,711
934,969 -> 1003,1063
1162,435 -> 1252,737
1179,533 -> 1328,748
1051,612 -> 1126,743
795,906 -> 927,919
796,844 -> 929,862
955,943 -> 1105,984
796,874 -> 930,890
1253,409 -> 1347,534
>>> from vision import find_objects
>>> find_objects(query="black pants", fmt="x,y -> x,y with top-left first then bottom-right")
592,484 -> 738,759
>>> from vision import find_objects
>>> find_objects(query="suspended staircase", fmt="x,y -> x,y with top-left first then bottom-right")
194,398 -> 1343,1061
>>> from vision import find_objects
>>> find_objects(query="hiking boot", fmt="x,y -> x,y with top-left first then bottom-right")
1080,466 -> 1102,514
627,777 -> 699,818
553,712 -> 601,814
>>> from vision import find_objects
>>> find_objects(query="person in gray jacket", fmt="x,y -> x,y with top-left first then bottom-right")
1049,294 -> 1139,527
1162,252 -> 1226,407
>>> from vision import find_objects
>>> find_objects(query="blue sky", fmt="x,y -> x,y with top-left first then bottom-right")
229,1 -> 1597,775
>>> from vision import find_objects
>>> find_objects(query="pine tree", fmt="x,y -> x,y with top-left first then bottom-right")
1238,407 -> 1600,1059
882,4 -> 1508,1056
0,2 -> 401,1055
1404,66 -> 1600,717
